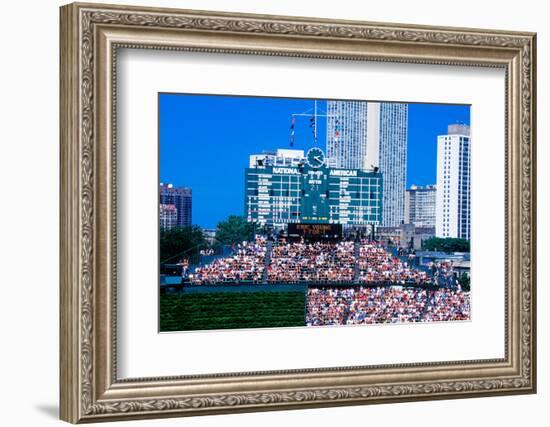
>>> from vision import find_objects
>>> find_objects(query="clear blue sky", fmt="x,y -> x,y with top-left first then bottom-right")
159,94 -> 470,229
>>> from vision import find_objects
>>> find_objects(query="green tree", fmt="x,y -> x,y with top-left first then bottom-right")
422,237 -> 470,253
215,215 -> 256,247
160,226 -> 207,264
458,272 -> 471,292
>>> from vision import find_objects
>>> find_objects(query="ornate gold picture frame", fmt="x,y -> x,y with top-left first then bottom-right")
60,2 -> 536,423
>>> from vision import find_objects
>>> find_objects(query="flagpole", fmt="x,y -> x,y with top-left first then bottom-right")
289,104 -> 335,148
314,100 -> 317,144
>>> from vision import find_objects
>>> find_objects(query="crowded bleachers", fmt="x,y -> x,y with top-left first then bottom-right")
423,288 -> 470,321
182,235 -> 471,325
189,237 -> 433,286
267,240 -> 355,283
306,286 -> 470,326
188,237 -> 267,284
357,240 -> 429,285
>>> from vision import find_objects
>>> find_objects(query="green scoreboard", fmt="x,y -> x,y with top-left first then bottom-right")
245,148 -> 382,228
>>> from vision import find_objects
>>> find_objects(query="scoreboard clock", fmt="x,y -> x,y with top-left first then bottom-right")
306,147 -> 325,168
244,147 -> 383,228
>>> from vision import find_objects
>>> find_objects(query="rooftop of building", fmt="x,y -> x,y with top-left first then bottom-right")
408,184 -> 436,191
446,123 -> 470,136
159,183 -> 192,194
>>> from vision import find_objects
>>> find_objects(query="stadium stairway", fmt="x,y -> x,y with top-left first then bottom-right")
353,240 -> 361,283
421,288 -> 434,318
261,240 -> 273,284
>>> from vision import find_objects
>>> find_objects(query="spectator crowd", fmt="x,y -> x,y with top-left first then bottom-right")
185,236 -> 471,324
189,237 -> 433,285
268,240 -> 355,283
357,241 -> 429,285
423,288 -> 470,322
306,286 -> 470,325
188,237 -> 267,284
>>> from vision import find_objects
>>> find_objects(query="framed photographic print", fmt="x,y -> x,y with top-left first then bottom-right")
158,94 -> 472,332
60,2 -> 537,423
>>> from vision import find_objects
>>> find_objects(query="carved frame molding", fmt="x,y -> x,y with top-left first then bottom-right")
60,2 -> 536,423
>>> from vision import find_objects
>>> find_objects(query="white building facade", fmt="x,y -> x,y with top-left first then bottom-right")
405,184 -> 436,227
326,101 -> 408,227
435,124 -> 471,240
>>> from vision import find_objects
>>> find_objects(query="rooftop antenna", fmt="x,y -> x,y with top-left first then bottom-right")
289,100 -> 336,147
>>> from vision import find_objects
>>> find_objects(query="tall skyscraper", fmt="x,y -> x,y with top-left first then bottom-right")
159,183 -> 192,227
326,101 -> 408,227
378,103 -> 408,227
405,184 -> 436,227
326,101 -> 369,170
435,124 -> 471,240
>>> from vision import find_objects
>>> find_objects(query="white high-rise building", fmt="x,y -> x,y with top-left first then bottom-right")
326,101 -> 408,227
435,124 -> 471,240
405,184 -> 436,227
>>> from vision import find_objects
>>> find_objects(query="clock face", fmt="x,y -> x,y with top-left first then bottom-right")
306,147 -> 325,168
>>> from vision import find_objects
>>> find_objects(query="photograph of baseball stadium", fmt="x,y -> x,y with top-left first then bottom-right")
158,93 -> 471,332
